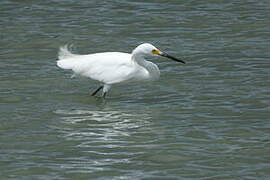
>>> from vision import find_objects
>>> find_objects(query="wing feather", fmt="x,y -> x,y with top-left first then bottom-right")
57,52 -> 140,84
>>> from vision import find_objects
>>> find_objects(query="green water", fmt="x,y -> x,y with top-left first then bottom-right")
1,0 -> 270,179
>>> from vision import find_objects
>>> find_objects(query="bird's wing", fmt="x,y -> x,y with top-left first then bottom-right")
65,52 -> 141,84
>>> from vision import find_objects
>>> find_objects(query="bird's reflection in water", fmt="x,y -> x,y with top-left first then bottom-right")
54,109 -> 152,142
51,109 -> 162,173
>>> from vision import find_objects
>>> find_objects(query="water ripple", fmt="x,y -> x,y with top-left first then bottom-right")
1,0 -> 270,179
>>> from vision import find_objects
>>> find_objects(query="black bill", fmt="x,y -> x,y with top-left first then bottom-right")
159,52 -> 185,64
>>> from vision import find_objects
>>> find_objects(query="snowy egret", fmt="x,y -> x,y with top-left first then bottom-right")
57,43 -> 185,98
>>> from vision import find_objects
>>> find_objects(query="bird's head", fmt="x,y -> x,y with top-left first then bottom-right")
132,43 -> 185,64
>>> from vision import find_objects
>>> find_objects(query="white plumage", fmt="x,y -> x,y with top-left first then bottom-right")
57,43 -> 185,98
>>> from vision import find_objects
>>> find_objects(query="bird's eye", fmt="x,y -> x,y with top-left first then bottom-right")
152,49 -> 157,54
152,49 -> 161,55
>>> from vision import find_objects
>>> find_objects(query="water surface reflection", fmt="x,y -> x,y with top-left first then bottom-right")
50,109 -> 158,176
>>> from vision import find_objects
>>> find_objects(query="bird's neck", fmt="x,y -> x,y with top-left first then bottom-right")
132,53 -> 147,66
132,54 -> 160,80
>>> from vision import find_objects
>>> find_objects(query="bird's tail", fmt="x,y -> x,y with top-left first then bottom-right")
57,45 -> 79,69
58,44 -> 77,60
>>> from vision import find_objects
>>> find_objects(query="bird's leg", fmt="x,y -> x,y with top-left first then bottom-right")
91,86 -> 103,96
101,84 -> 111,98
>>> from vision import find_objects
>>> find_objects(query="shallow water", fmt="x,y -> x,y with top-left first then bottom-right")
1,0 -> 270,179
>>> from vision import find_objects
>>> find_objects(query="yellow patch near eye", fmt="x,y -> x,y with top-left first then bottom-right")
152,49 -> 161,55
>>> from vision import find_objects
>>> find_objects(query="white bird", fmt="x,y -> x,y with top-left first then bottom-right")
57,43 -> 185,98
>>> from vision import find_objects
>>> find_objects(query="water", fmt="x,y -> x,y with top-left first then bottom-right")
1,0 -> 270,179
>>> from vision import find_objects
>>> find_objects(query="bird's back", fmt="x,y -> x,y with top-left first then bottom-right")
57,47 -> 146,84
